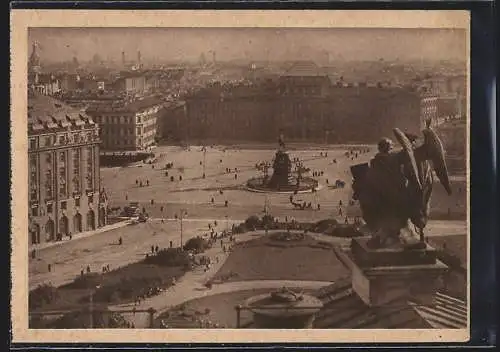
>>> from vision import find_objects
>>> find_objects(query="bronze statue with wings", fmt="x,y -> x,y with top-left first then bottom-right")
351,121 -> 452,249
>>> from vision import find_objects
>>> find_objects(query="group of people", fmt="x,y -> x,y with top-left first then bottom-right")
345,147 -> 370,161
135,179 -> 150,187
79,264 -> 95,276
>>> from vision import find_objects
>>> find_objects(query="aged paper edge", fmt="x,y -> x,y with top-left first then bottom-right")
10,9 -> 471,343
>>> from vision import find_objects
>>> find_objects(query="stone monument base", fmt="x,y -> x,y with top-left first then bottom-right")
346,237 -> 448,307
351,236 -> 438,267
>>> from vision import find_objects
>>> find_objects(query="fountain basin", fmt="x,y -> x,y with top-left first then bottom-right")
244,292 -> 323,328
246,176 -> 319,194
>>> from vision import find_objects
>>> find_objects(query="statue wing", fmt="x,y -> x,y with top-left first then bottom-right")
393,128 -> 422,191
422,127 -> 453,195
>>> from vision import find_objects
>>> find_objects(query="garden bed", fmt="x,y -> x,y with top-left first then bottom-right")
30,251 -> 190,314
211,235 -> 349,283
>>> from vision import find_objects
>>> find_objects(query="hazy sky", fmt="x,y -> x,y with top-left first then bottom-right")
29,27 -> 467,63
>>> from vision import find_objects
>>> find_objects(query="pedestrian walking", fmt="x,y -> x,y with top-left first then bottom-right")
86,265 -> 91,273
48,263 -> 52,272
151,245 -> 155,253
147,180 -> 150,186
155,245 -> 159,253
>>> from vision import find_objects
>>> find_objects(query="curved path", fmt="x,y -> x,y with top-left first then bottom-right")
108,220 -> 467,327
110,229 -> 338,327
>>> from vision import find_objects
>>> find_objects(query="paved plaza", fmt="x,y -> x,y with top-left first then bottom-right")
100,145 -> 466,222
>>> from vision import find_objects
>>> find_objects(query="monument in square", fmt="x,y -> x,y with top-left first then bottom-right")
347,121 -> 453,306
247,132 -> 318,193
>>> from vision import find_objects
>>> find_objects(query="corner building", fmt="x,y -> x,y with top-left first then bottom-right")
86,96 -> 163,151
28,93 -> 108,245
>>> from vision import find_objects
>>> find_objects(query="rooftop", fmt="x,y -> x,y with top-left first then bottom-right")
28,94 -> 95,133
86,95 -> 164,114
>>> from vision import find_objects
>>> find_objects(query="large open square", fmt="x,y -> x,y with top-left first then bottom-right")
100,145 -> 467,223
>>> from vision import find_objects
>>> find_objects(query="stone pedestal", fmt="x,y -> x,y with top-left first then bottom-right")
347,237 -> 448,307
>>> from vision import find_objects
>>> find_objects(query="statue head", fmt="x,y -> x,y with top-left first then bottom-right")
377,138 -> 394,154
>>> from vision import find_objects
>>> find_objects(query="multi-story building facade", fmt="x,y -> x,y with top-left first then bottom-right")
86,96 -> 163,151
112,72 -> 147,94
420,94 -> 439,127
28,93 -> 108,246
158,101 -> 187,141
175,80 -> 433,144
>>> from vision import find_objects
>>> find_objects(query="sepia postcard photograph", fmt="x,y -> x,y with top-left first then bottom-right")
10,10 -> 470,344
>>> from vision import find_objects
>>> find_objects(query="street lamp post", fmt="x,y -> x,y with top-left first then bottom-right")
225,215 -> 229,233
89,284 -> 101,329
202,146 -> 207,178
175,209 -> 188,249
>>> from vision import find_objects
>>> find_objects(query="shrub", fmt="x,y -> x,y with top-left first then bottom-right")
29,283 -> 60,310
312,219 -> 339,233
46,310 -> 129,329
261,214 -> 275,227
245,215 -> 261,230
144,248 -> 191,267
233,224 -> 247,234
183,237 -> 210,253
63,272 -> 103,290
108,312 -> 131,328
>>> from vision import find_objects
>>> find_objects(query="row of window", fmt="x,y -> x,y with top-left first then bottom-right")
93,115 -> 135,125
30,149 -> 95,201
30,196 -> 95,217
92,110 -> 158,125
103,139 -> 136,147
100,127 -> 136,136
29,130 -> 98,150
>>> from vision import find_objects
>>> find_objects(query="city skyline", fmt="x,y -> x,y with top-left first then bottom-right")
29,27 -> 467,64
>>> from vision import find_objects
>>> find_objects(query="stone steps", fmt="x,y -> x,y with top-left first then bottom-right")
410,292 -> 467,328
